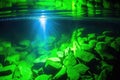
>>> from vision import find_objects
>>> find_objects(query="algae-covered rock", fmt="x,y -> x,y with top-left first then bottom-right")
0,64 -> 16,80
75,50 -> 95,62
102,31 -> 113,36
95,42 -> 108,59
88,33 -> 96,40
12,66 -> 22,80
111,41 -> 119,52
18,61 -> 33,80
63,51 -> 77,67
53,66 -> 66,79
97,61 -> 113,80
95,42 -> 107,54
89,40 -> 97,49
105,36 -> 114,44
80,43 -> 92,51
77,37 -> 88,45
97,35 -> 105,41
81,75 -> 94,80
67,66 -> 80,80
115,37 -> 120,46
45,60 -> 62,69
34,54 -> 48,63
1,41 -> 11,48
0,64 -> 16,72
0,63 -> 3,68
73,63 -> 89,74
16,40 -> 30,51
0,46 -> 3,52
47,57 -> 61,62
35,74 -> 52,80
5,54 -> 20,64
57,51 -> 64,58
19,40 -> 30,47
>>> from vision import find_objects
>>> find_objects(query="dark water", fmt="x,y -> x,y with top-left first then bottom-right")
0,17 -> 120,41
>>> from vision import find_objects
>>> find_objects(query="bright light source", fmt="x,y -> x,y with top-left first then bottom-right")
39,15 -> 46,31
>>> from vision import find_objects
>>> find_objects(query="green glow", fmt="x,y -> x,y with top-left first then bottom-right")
0,27 -> 118,79
0,0 -> 119,17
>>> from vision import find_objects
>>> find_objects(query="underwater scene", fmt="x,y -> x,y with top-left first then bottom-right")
0,0 -> 120,80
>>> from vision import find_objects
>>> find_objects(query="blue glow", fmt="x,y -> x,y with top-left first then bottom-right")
39,15 -> 46,32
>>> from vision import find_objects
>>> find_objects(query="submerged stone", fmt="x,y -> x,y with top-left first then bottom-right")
35,74 -> 52,80
75,50 -> 95,62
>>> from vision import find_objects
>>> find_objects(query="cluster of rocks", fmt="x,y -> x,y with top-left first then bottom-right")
0,28 -> 120,80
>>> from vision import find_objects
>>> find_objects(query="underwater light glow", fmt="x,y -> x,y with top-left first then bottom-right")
39,15 -> 46,31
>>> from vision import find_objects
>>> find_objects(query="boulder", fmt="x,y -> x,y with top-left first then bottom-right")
75,50 -> 95,62
53,66 -> 66,79
18,61 -> 33,80
97,35 -> 105,41
35,74 -> 52,80
73,63 -> 89,74
67,66 -> 80,80
45,59 -> 62,69
105,36 -> 114,44
1,41 -> 11,48
5,54 -> 20,64
63,51 -> 77,67
88,33 -> 96,40
102,31 -> 115,37
89,40 -> 97,49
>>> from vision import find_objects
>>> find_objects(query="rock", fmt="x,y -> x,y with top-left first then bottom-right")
0,70 -> 12,76
95,42 -> 107,54
97,35 -> 105,41
53,66 -> 66,79
73,63 -> 89,74
95,42 -> 108,59
19,40 -> 30,47
111,41 -> 119,52
63,51 -> 77,67
81,75 -> 94,80
5,54 -> 20,64
33,54 -> 48,63
0,64 -> 16,72
45,60 -> 62,69
67,66 -> 80,80
75,50 -> 95,62
60,43 -> 69,51
79,43 -> 92,51
98,62 -> 113,80
18,61 -> 33,80
47,57 -> 61,62
88,33 -> 96,40
15,40 -> 30,51
49,48 -> 58,57
0,46 -> 3,52
0,63 -> 3,68
77,37 -> 88,45
102,31 -> 114,36
0,64 -> 16,80
1,41 -> 11,48
105,36 -> 114,44
89,40 -> 97,49
115,37 -> 120,46
12,66 -> 22,79
0,55 -> 5,64
19,51 -> 28,59
77,28 -> 85,32
35,74 -> 52,80
57,51 -> 64,58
